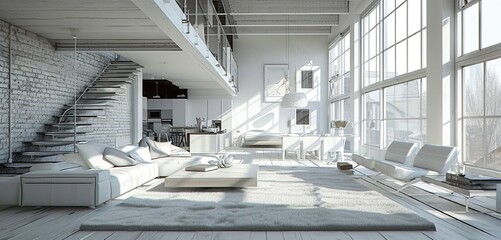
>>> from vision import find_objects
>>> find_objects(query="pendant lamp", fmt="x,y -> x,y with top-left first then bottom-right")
153,81 -> 161,99
281,15 -> 307,108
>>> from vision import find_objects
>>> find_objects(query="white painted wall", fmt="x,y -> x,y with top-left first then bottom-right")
233,35 -> 329,138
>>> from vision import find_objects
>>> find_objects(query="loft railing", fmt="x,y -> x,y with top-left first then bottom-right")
179,0 -> 238,92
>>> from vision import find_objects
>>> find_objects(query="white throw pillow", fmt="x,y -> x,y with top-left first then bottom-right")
62,153 -> 90,169
154,141 -> 172,154
103,147 -> 138,167
128,146 -> 152,163
76,143 -> 114,169
116,145 -> 138,153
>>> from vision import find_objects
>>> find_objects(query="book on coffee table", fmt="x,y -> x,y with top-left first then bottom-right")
185,164 -> 218,172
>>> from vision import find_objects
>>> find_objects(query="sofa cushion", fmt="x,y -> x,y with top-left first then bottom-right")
154,156 -> 199,177
375,161 -> 439,181
76,143 -> 114,169
128,146 -> 152,163
103,147 -> 138,167
139,137 -> 170,159
116,145 -> 138,153
30,162 -> 82,172
384,141 -> 419,164
352,153 -> 377,170
62,153 -> 90,169
108,164 -> 158,199
413,144 -> 457,173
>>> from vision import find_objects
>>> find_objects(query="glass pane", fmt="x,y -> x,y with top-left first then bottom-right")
463,63 -> 484,116
482,0 -> 501,48
463,3 -> 480,54
457,11 -> 462,56
364,90 -> 381,147
345,33 -> 351,51
396,0 -> 405,7
365,120 -> 381,147
407,80 -> 421,118
384,12 -> 396,49
486,58 -> 501,116
463,119 -> 485,167
422,29 -> 427,68
396,40 -> 407,76
344,52 -> 350,74
384,0 -> 395,17
486,118 -> 501,170
363,35 -> 369,61
369,58 -> 378,85
421,78 -> 427,118
408,0 -> 421,35
343,74 -> 351,95
364,62 -> 370,87
396,2 -> 407,43
422,0 -> 427,28
408,32 -> 421,72
385,85 -> 396,118
384,47 -> 396,80
369,29 -> 377,58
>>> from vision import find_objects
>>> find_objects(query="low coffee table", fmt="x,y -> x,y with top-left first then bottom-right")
164,164 -> 259,188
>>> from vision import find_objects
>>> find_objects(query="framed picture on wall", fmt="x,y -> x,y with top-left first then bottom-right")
263,64 -> 288,102
301,70 -> 313,88
296,109 -> 310,125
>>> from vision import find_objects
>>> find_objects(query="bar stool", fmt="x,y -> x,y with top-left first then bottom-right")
170,129 -> 186,146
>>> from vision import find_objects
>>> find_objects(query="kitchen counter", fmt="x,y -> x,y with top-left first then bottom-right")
188,132 -> 230,154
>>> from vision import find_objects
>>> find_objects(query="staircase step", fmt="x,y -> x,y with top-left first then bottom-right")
45,123 -> 92,127
64,104 -> 113,108
110,61 -> 142,66
96,76 -> 134,82
21,151 -> 73,157
77,99 -> 117,104
104,69 -> 140,73
82,91 -> 117,95
39,132 -> 88,137
88,86 -> 123,89
53,115 -> 101,118
61,107 -> 105,112
100,73 -> 137,78
80,95 -> 118,100
25,140 -> 86,147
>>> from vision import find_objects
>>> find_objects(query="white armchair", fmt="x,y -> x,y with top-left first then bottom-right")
321,136 -> 346,161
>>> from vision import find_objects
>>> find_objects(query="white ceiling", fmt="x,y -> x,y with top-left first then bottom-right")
0,0 -> 363,92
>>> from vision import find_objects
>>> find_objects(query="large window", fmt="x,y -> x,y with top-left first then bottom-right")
360,0 -> 427,148
457,0 -> 501,173
460,59 -> 501,171
457,0 -> 501,56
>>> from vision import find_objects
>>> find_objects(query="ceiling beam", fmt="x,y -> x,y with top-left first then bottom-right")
217,12 -> 348,16
54,39 -> 181,51
223,24 -> 338,27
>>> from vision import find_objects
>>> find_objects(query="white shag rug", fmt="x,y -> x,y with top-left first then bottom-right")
80,166 -> 435,231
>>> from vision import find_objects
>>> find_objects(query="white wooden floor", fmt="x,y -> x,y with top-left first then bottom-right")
2,147 -> 501,240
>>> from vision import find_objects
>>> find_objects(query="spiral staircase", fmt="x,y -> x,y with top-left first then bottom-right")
17,60 -> 142,163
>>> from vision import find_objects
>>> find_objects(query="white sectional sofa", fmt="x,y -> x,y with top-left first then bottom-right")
3,138 -> 201,208
353,141 -> 459,183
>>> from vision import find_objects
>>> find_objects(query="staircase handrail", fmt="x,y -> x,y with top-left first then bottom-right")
58,63 -> 111,124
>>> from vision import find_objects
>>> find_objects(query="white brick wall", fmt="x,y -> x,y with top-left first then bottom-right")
0,20 -> 133,163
